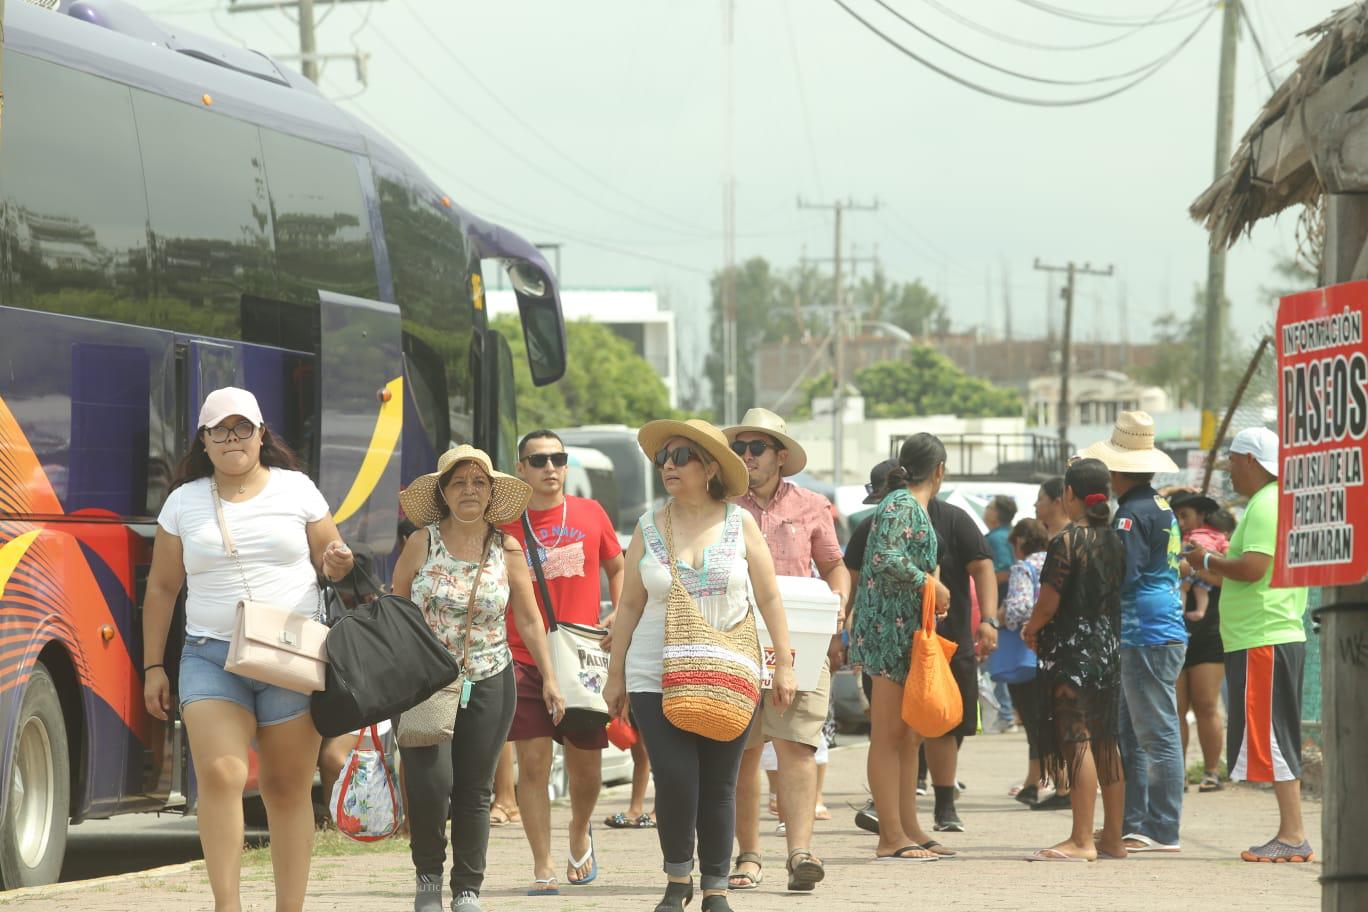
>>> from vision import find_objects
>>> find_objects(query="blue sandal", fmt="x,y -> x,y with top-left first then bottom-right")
568,826 -> 598,885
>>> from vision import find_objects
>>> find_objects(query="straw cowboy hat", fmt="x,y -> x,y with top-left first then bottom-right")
637,418 -> 750,498
723,407 -> 808,477
1078,411 -> 1180,474
400,445 -> 532,526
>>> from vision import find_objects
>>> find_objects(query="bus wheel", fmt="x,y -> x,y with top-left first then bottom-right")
0,665 -> 70,889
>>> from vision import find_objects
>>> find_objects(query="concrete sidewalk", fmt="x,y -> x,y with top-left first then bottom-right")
2,732 -> 1321,911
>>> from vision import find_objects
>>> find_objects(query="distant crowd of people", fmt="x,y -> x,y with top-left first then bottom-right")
144,387 -> 1312,912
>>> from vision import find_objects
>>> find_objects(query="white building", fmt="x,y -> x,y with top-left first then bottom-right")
1027,369 -> 1169,430
486,287 -> 679,408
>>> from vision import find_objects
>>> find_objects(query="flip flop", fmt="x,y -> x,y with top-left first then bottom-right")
567,826 -> 598,885
876,845 -> 938,862
920,840 -> 957,858
814,804 -> 832,821
1097,849 -> 1129,861
528,878 -> 560,896
1123,833 -> 1181,853
1024,848 -> 1088,863
490,803 -> 518,827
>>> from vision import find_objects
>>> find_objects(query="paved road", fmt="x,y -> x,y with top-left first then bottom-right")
58,813 -> 269,883
14,731 -> 1320,911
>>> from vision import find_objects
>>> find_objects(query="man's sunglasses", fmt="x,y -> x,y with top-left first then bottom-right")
522,452 -> 569,469
655,446 -> 703,468
730,440 -> 782,458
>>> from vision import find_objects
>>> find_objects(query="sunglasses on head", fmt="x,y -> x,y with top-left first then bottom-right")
522,452 -> 569,469
730,440 -> 781,458
655,446 -> 703,468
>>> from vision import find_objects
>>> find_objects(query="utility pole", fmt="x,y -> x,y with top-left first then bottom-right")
799,197 -> 878,486
1200,0 -> 1240,443
229,0 -> 379,86
1034,260 -> 1114,460
721,0 -> 739,426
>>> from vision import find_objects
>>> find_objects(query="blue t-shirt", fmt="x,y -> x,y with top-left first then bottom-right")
1114,485 -> 1187,648
986,526 -> 1014,573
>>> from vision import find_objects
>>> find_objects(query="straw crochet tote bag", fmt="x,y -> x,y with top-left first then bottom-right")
659,505 -> 761,742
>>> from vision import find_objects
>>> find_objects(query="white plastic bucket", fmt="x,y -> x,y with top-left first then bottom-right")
755,576 -> 841,691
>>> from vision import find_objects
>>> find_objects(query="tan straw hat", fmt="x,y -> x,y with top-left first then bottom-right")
1078,411 -> 1180,474
400,445 -> 532,526
723,407 -> 808,476
637,418 -> 750,498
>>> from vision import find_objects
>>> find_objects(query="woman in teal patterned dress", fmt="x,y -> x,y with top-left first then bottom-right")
849,434 -> 952,861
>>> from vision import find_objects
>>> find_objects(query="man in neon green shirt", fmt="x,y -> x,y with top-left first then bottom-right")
1184,427 -> 1311,864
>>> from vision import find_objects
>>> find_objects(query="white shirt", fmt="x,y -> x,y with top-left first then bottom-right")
157,469 -> 330,640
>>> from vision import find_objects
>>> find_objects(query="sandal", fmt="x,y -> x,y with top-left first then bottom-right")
814,803 -> 832,820
727,852 -> 763,890
527,877 -> 560,896
1199,771 -> 1224,792
490,803 -> 519,827
637,813 -> 658,829
604,812 -> 636,829
786,851 -> 825,891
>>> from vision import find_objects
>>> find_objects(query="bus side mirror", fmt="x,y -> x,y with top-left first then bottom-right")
504,259 -> 566,387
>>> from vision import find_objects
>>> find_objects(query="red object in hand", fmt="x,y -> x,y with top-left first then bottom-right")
606,717 -> 639,750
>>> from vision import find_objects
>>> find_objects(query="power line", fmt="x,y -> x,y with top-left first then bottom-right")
780,1 -> 826,200
873,0 -> 1213,87
829,0 -> 1216,107
1012,0 -> 1212,29
366,24 -> 719,240
1237,0 -> 1280,93
915,0 -> 1200,53
394,0 -> 715,237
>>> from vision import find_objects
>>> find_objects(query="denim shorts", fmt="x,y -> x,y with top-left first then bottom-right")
179,636 -> 313,727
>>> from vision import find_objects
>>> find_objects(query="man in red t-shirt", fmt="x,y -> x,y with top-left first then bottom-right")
502,430 -> 624,893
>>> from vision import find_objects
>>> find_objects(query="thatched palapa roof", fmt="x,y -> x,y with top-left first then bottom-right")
1191,3 -> 1368,249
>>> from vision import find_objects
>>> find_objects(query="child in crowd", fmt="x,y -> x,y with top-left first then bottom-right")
1173,494 -> 1230,622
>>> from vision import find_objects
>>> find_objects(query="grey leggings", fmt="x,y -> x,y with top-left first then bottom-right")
403,664 -> 516,894
629,692 -> 754,892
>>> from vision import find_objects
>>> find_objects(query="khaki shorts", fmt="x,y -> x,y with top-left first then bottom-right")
746,659 -> 832,751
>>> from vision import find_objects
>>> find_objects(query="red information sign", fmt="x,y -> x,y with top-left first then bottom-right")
1274,281 -> 1368,587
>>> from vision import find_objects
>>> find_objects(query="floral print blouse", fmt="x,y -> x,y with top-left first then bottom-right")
849,488 -> 939,685
408,525 -> 512,682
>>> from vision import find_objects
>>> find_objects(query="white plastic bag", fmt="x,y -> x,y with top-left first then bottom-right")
330,724 -> 403,841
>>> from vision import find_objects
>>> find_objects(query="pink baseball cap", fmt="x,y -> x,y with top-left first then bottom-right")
198,387 -> 265,430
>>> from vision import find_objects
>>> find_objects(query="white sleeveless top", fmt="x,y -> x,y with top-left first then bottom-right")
626,503 -> 754,693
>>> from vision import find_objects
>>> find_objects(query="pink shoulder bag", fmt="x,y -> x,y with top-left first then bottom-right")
212,480 -> 330,694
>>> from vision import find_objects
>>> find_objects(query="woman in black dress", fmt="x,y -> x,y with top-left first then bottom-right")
1022,458 -> 1127,862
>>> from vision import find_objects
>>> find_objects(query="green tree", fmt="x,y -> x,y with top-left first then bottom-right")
802,347 -> 1021,419
494,315 -> 677,432
1139,283 -> 1255,409
704,257 -> 802,417
852,269 -> 945,337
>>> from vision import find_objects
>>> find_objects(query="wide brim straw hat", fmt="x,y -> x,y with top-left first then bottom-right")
638,418 -> 750,499
723,407 -> 808,476
1077,410 -> 1180,474
400,445 -> 532,526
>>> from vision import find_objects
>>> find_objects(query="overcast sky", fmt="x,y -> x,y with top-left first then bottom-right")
148,0 -> 1340,390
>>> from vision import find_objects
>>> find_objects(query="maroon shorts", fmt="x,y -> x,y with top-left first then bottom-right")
507,661 -> 609,750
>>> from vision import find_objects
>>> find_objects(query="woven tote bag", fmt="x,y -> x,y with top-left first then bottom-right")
659,505 -> 761,742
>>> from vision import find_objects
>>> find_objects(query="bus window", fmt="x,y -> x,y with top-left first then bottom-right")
376,173 -> 473,463
260,129 -> 379,304
0,54 -> 151,322
132,90 -> 277,338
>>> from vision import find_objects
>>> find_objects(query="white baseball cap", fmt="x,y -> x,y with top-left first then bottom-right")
197,387 -> 264,431
1228,426 -> 1279,477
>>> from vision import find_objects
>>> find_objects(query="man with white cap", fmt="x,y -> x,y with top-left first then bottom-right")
1078,411 -> 1187,854
724,408 -> 848,893
1183,427 -> 1312,863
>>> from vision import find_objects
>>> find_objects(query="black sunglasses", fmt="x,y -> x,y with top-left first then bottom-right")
730,440 -> 782,458
655,446 -> 703,468
522,452 -> 569,468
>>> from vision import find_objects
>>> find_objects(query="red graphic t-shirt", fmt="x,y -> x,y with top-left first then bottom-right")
500,496 -> 622,665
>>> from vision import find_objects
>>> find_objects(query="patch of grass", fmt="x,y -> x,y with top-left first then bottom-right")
242,826 -> 408,868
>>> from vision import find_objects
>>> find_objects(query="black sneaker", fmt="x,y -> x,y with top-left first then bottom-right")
933,810 -> 964,833
854,799 -> 879,834
1029,791 -> 1072,811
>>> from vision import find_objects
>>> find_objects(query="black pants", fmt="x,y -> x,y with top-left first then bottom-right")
1008,678 -> 1042,761
630,692 -> 753,892
403,664 -> 516,894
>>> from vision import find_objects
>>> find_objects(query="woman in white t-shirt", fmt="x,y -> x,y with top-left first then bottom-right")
142,387 -> 354,912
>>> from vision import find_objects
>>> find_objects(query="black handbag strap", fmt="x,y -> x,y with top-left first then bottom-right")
522,512 -> 558,631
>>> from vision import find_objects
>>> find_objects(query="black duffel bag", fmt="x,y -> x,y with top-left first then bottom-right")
310,565 -> 460,738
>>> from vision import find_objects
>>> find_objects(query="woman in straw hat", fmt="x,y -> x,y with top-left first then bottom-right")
603,418 -> 796,912
394,446 -> 565,912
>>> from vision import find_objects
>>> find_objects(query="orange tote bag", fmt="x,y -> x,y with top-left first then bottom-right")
900,574 -> 963,737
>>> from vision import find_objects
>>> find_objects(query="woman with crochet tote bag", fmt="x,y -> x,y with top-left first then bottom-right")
603,418 -> 796,912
